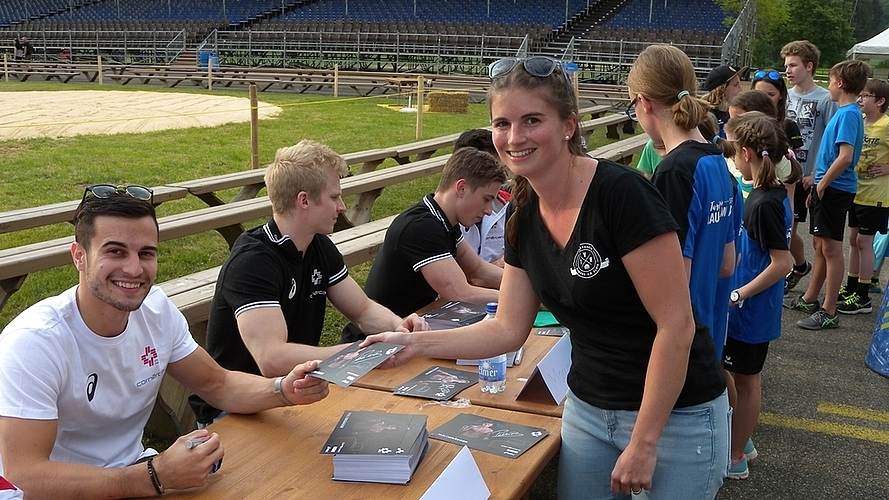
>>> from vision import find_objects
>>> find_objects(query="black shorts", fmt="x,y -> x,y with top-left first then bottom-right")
723,337 -> 770,375
793,180 -> 809,222
848,204 -> 889,235
810,185 -> 855,241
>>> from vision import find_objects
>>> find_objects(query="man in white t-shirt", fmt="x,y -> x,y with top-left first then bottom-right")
0,186 -> 329,498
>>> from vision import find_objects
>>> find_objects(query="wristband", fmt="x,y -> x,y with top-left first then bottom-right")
146,456 -> 164,496
274,376 -> 295,406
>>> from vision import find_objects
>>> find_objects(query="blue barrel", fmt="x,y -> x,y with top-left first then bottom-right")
866,289 -> 889,378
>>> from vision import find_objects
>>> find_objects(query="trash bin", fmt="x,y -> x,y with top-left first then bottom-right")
199,51 -> 218,68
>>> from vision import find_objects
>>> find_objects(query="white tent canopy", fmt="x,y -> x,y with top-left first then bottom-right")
847,27 -> 889,59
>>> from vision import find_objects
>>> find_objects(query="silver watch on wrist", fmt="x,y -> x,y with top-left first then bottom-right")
730,289 -> 743,305
273,376 -> 295,406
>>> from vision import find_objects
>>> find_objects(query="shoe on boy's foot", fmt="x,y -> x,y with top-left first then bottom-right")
744,438 -> 758,461
836,285 -> 855,305
797,309 -> 839,330
836,293 -> 873,315
871,278 -> 883,294
728,456 -> 749,480
783,294 -> 820,313
784,261 -> 812,294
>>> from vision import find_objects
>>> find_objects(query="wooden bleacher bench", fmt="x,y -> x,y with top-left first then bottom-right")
0,155 -> 451,312
578,112 -> 637,141
587,132 -> 650,165
5,63 -> 81,84
170,148 -> 399,207
341,154 -> 450,224
392,132 -> 463,164
11,70 -> 80,84
577,104 -> 613,120
0,196 -> 272,311
0,147 -> 404,237
0,186 -> 188,235
577,83 -> 630,104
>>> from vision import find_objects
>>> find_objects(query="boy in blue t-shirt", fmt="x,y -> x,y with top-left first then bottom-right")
785,60 -> 870,330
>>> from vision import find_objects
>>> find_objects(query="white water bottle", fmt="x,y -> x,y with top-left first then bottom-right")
479,302 -> 507,394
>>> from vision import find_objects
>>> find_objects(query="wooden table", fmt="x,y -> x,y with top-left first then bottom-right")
352,331 -> 565,418
171,386 -> 561,499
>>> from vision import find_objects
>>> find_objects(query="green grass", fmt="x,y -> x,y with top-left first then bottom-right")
0,81 -> 627,338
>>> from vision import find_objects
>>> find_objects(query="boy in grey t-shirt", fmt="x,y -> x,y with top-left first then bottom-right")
782,40 -> 838,293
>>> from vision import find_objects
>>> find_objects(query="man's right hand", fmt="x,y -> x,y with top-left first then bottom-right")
152,431 -> 224,490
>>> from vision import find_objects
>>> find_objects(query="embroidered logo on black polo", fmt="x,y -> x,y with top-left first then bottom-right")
289,278 -> 297,299
569,243 -> 609,279
312,269 -> 322,286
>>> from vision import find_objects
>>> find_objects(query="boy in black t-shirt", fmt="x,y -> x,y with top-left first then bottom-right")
344,148 -> 507,342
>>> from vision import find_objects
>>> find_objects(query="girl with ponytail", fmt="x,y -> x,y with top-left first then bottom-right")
722,111 -> 793,479
630,44 -> 739,363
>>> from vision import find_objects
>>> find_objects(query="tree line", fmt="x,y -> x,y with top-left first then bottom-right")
716,0 -> 888,69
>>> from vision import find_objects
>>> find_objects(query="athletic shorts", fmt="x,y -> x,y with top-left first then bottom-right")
723,336 -> 770,375
810,185 -> 855,241
848,204 -> 889,235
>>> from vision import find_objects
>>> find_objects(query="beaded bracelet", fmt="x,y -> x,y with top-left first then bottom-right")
146,456 -> 164,496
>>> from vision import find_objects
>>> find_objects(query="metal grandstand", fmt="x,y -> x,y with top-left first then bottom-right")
1,0 -> 754,84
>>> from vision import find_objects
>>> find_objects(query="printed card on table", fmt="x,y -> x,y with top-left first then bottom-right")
310,341 -> 404,387
393,366 -> 477,400
429,413 -> 549,459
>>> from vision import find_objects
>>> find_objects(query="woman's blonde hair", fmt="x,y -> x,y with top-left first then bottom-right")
627,45 -> 711,131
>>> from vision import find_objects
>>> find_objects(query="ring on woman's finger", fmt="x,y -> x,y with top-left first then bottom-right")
631,488 -> 642,495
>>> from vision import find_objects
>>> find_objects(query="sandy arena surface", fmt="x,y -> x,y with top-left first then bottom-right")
0,90 -> 282,140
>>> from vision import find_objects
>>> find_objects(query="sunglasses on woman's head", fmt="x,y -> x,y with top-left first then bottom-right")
488,56 -> 573,93
753,70 -> 782,82
82,184 -> 154,203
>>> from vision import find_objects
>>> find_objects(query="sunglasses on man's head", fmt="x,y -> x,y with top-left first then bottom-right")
753,70 -> 782,82
82,184 -> 154,203
488,56 -> 573,92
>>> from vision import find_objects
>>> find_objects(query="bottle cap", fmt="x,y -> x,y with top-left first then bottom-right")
485,302 -> 498,314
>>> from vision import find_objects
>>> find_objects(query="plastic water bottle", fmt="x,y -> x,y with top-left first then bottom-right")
479,302 -> 507,394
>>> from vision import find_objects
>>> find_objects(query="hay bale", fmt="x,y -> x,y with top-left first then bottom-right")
427,91 -> 469,113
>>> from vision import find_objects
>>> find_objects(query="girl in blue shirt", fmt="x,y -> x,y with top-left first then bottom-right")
723,111 -> 793,480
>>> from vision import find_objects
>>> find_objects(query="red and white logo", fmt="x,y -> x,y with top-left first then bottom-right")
141,346 -> 158,367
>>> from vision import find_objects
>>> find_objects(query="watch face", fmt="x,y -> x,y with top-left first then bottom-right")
731,291 -> 740,302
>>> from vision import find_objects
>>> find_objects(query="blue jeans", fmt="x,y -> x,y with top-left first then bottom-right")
557,389 -> 729,500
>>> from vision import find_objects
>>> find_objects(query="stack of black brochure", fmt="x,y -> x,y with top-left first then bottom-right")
320,410 -> 429,484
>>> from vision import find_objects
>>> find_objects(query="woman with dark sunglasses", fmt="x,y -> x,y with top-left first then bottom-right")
362,53 -> 729,498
